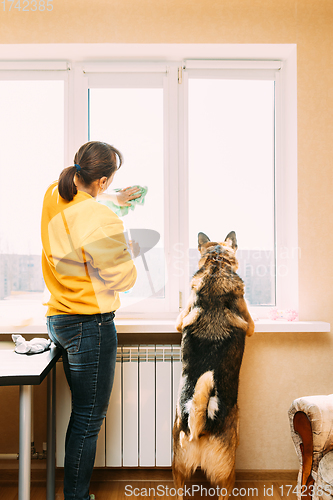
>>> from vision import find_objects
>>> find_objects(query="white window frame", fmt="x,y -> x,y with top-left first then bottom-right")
0,44 -> 298,321
0,63 -> 69,325
178,60 -> 297,319
71,62 -> 180,315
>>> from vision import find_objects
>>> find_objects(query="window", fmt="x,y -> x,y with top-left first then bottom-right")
176,58 -> 298,320
186,74 -> 275,306
87,73 -> 166,312
0,48 -> 298,324
0,69 -> 66,327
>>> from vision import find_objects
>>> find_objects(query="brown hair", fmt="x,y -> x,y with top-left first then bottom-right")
58,141 -> 123,202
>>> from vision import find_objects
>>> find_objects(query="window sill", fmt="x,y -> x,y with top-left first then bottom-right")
114,319 -> 330,334
252,320 -> 330,333
0,319 -> 330,336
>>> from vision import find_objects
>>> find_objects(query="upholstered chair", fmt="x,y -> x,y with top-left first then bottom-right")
288,395 -> 333,500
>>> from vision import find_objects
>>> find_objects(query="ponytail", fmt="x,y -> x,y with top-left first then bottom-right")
58,166 -> 78,202
57,141 -> 123,202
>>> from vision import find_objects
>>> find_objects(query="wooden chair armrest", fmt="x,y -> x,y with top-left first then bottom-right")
293,410 -> 315,493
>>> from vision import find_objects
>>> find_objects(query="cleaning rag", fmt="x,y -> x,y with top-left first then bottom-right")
12,334 -> 51,354
100,185 -> 148,217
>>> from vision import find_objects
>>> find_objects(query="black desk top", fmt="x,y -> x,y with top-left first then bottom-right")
0,342 -> 61,386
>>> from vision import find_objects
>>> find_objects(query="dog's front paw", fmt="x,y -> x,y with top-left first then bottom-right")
176,311 -> 185,332
246,316 -> 255,337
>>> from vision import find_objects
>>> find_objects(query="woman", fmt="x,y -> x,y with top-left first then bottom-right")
41,141 -> 137,500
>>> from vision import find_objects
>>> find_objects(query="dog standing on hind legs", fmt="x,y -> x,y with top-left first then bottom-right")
172,231 -> 254,500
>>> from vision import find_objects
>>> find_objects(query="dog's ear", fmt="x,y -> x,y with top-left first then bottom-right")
224,231 -> 238,250
198,232 -> 210,250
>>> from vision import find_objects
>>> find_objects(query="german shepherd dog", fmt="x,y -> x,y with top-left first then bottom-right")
172,231 -> 254,500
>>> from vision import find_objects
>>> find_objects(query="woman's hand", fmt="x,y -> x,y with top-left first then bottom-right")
97,186 -> 142,206
116,186 -> 142,207
128,240 -> 140,259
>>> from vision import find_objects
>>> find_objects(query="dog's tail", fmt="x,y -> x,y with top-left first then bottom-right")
188,370 -> 217,441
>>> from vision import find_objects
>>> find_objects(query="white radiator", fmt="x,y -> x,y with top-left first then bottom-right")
56,345 -> 182,468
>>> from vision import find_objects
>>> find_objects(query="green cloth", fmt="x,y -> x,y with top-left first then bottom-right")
99,185 -> 148,217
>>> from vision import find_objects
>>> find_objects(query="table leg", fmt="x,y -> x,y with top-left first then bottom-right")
19,384 -> 32,500
47,365 -> 56,500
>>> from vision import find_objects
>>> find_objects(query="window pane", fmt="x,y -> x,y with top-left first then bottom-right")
0,80 -> 64,325
188,78 -> 275,306
89,88 -> 165,309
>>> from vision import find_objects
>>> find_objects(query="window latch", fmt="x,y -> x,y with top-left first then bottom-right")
178,66 -> 183,84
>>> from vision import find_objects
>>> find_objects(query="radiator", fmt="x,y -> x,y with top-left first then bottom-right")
106,345 -> 182,467
56,345 -> 182,468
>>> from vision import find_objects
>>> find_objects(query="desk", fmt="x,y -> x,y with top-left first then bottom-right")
0,342 -> 61,500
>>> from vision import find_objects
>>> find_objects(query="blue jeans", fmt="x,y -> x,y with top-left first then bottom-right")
47,312 -> 117,500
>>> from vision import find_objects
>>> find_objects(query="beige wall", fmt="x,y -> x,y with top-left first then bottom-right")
238,331 -> 333,469
1,0 -> 332,470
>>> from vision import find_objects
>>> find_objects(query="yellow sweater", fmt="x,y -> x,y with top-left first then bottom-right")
41,181 -> 137,316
